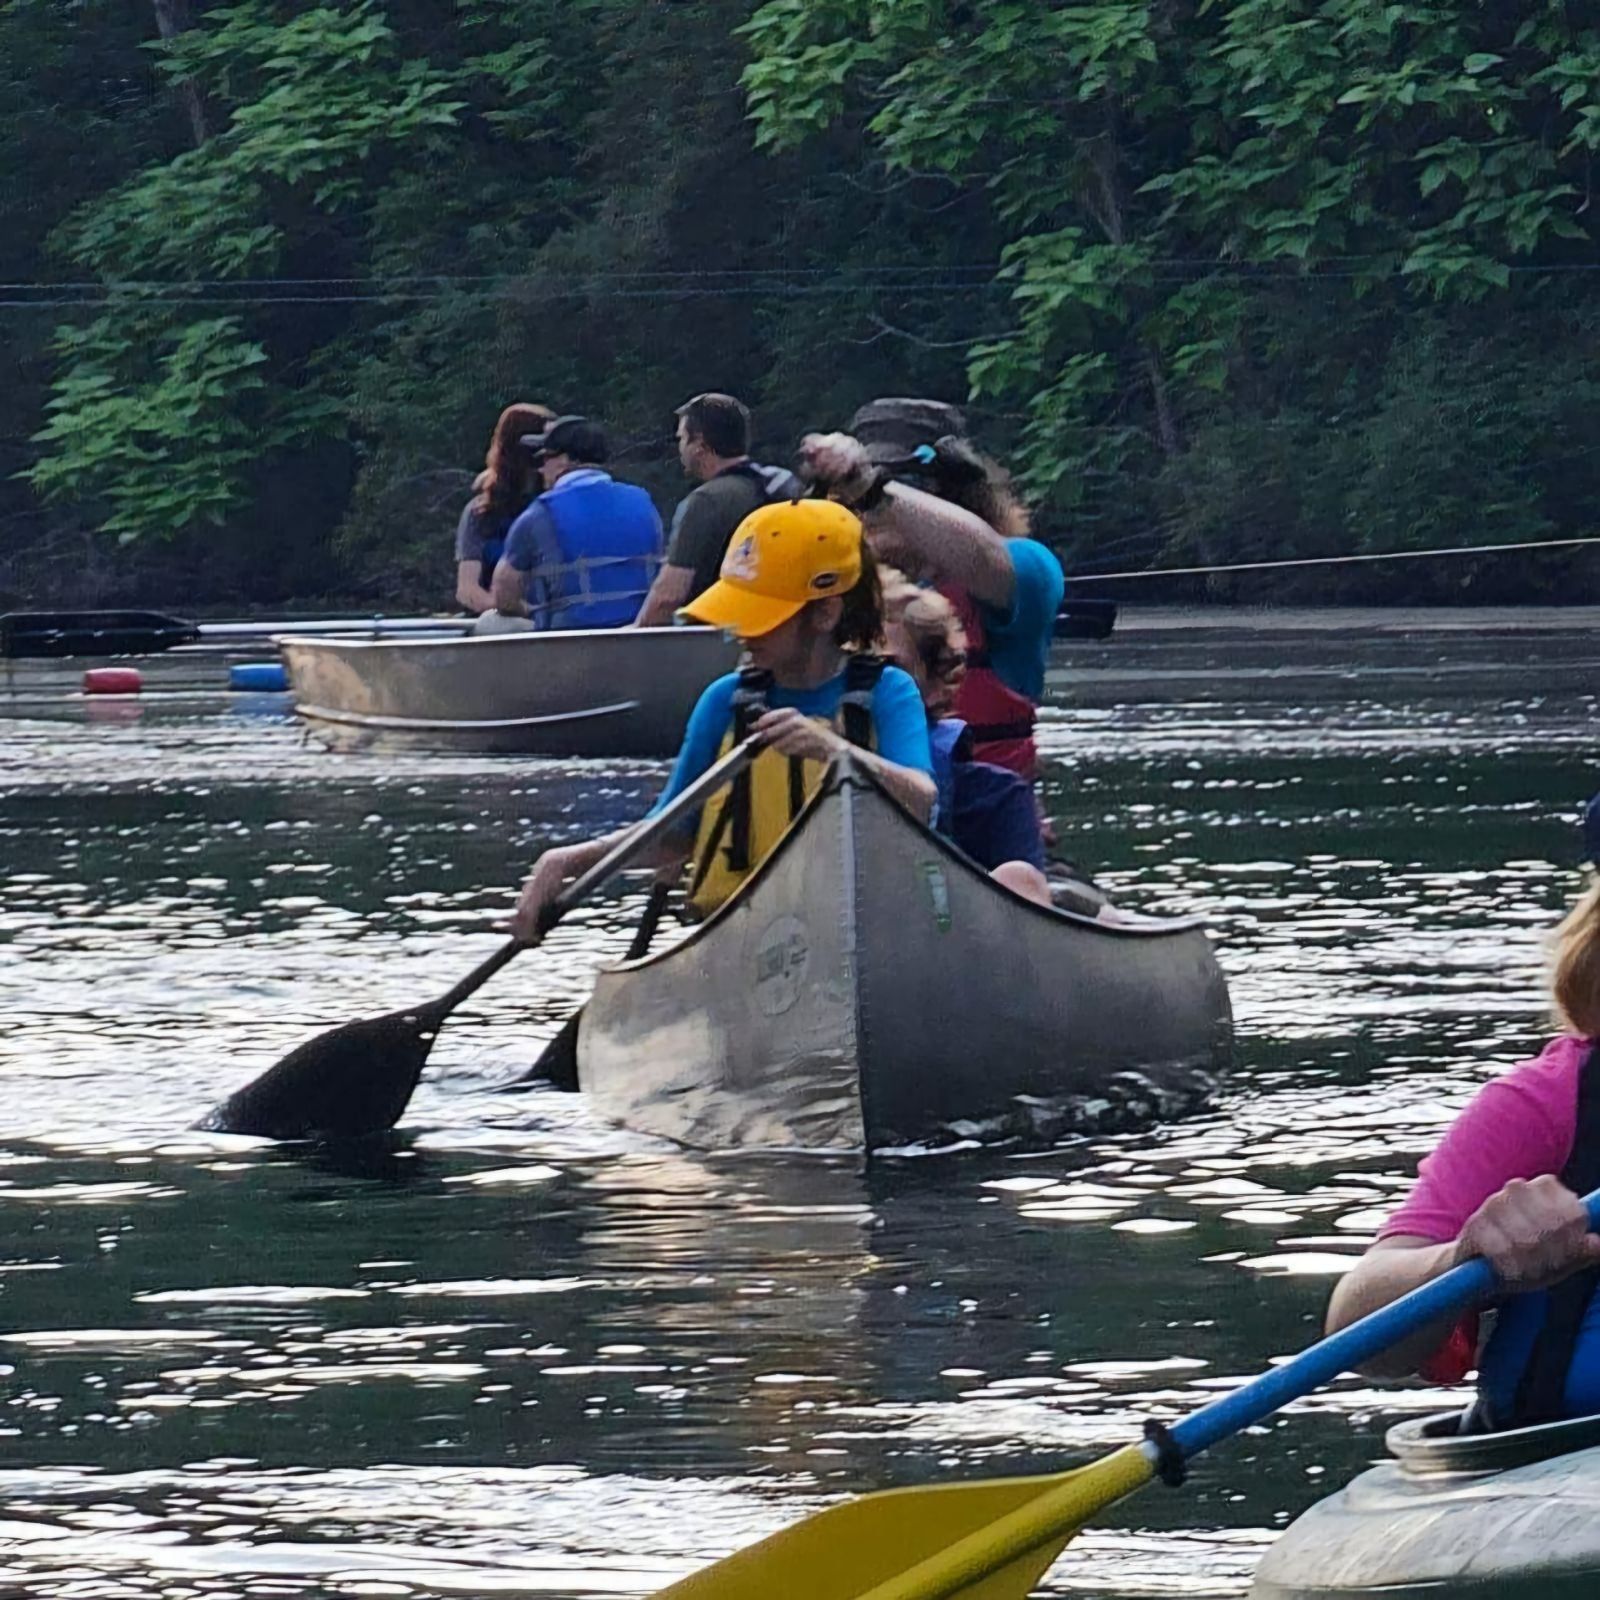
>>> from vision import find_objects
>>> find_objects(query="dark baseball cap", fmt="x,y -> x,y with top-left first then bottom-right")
1584,792 -> 1600,864
850,397 -> 969,463
521,414 -> 610,464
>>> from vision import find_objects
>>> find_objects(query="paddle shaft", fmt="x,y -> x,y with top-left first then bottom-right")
838,1187 -> 1600,1600
1171,1193 -> 1600,1458
659,1184 -> 1600,1600
429,736 -> 760,1018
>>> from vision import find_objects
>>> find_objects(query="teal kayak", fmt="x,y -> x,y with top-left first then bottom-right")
1253,1411 -> 1600,1599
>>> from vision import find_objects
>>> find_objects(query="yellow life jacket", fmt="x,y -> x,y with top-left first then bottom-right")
685,657 -> 884,918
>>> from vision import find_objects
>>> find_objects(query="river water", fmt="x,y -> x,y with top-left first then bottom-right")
0,608 -> 1596,1599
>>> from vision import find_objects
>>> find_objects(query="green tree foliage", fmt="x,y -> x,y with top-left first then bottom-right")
2,0 -> 1598,608
743,0 -> 1600,591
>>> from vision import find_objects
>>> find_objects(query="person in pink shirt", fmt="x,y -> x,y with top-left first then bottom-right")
1326,860 -> 1600,1430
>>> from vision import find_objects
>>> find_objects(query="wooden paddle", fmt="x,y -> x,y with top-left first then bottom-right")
201,736 -> 759,1139
501,877 -> 675,1094
654,1186 -> 1600,1600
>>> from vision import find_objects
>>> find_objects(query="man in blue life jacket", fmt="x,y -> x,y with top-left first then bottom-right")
489,415 -> 663,630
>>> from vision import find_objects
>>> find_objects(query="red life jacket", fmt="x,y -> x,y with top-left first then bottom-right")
939,582 -> 1038,781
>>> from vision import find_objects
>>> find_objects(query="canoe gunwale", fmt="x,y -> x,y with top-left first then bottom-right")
1387,1407 -> 1600,1478
273,623 -> 732,655
604,752 -> 1211,980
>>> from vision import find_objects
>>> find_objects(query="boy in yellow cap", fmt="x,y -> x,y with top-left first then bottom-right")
511,499 -> 935,939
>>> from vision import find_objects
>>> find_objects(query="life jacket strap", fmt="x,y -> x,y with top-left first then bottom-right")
725,667 -> 771,874
840,652 -> 886,750
686,658 -> 879,906
1506,1042 -> 1600,1427
686,667 -> 771,899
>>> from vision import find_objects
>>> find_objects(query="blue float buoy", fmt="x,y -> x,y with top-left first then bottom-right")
229,661 -> 289,693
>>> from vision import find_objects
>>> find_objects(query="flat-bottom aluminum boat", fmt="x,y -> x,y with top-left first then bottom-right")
281,625 -> 738,756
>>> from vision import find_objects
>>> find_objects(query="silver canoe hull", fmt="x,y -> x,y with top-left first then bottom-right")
280,626 -> 739,756
1253,1414 -> 1600,1600
579,762 -> 1233,1151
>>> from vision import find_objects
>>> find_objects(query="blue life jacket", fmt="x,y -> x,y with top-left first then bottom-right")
1476,1043 -> 1600,1429
928,717 -> 1047,873
537,471 -> 661,629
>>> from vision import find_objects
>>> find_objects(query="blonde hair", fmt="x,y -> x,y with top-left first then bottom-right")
881,570 -> 967,698
1554,880 -> 1600,1037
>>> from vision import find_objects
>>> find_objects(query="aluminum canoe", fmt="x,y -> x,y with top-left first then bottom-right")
279,625 -> 738,756
577,758 -> 1232,1151
1253,1411 -> 1600,1600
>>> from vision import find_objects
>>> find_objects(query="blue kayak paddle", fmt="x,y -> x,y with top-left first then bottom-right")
653,1188 -> 1600,1600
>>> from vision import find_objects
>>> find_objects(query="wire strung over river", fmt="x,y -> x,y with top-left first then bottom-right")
1070,533 -> 1600,584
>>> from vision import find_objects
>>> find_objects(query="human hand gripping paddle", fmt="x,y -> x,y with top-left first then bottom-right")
652,1185 -> 1600,1600
199,736 -> 761,1140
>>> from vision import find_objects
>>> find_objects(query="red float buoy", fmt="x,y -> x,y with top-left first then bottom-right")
83,666 -> 143,695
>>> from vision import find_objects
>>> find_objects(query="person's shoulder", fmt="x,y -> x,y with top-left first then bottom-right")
692,671 -> 741,713
871,663 -> 926,714
1008,535 -> 1065,584
695,472 -> 763,513
1464,1035 -> 1588,1156
1492,1035 -> 1590,1103
676,477 -> 727,515
614,480 -> 662,517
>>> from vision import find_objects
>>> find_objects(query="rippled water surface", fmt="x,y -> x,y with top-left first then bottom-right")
2,609 -> 1597,1599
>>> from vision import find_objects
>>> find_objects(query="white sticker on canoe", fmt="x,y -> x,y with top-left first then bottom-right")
922,862 -> 952,932
753,914 -> 810,1016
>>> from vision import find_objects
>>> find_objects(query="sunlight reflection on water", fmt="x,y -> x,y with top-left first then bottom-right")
2,615 -> 1598,1598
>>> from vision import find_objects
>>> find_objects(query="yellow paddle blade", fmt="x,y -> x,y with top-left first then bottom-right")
655,1443 -> 1155,1600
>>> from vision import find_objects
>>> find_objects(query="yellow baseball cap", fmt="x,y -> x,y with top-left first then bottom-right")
681,499 -> 864,637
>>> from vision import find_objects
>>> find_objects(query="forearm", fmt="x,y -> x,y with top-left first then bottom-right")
851,751 -> 935,823
633,567 -> 692,628
535,825 -> 694,884
457,576 -> 495,613
490,561 -> 529,617
1325,1240 -> 1468,1376
866,484 -> 1015,606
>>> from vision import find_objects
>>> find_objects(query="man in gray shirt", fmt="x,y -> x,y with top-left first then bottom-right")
631,392 -> 800,627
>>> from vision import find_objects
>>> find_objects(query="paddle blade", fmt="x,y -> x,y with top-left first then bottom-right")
498,1009 -> 581,1094
655,1446 -> 1154,1600
195,1004 -> 442,1140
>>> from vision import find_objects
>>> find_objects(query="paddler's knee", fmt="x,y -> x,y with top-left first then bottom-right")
991,860 -> 1052,907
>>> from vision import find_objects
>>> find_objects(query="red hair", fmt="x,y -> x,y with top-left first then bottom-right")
473,402 -> 556,521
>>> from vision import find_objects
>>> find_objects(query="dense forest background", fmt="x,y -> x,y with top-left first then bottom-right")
2,0 -> 1598,613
